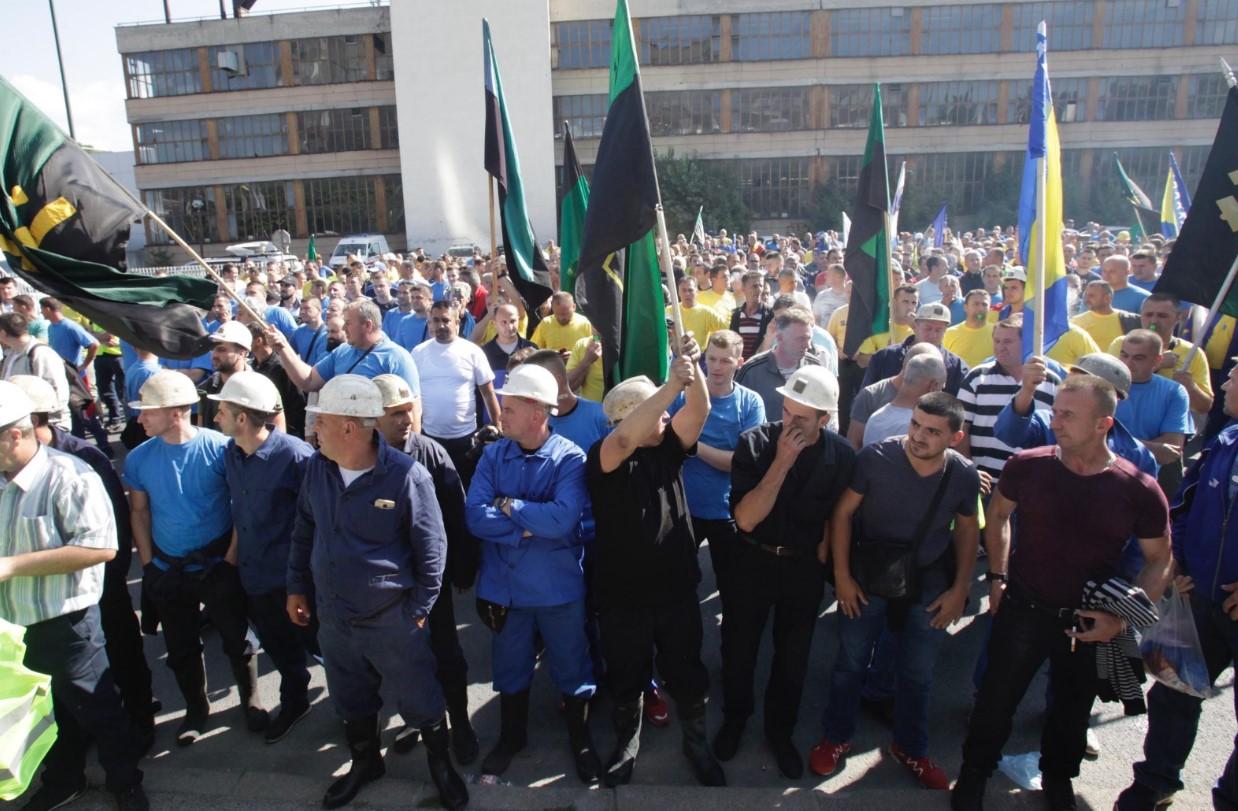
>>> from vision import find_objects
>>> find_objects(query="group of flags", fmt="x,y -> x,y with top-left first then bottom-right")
1115,151 -> 1192,241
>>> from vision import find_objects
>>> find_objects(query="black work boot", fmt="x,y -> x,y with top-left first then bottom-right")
563,694 -> 603,783
679,698 -> 726,787
480,690 -> 529,776
712,716 -> 745,761
951,766 -> 988,811
444,682 -> 479,765
322,716 -> 386,809
421,717 -> 469,811
604,698 -> 643,787
228,655 -> 269,733
172,659 -> 211,747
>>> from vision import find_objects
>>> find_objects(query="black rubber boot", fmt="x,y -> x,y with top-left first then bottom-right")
444,682 -> 479,765
712,716 -> 745,761
228,655 -> 269,732
604,698 -> 643,787
323,716 -> 386,809
173,659 -> 210,747
563,694 -> 602,783
421,717 -> 469,811
480,690 -> 529,776
951,766 -> 987,811
680,698 -> 726,787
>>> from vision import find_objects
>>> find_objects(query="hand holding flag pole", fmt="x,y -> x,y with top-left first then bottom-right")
655,204 -> 685,356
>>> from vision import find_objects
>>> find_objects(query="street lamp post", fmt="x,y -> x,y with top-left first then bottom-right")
47,0 -> 75,141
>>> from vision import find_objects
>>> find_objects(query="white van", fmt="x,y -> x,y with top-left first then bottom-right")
329,234 -> 391,268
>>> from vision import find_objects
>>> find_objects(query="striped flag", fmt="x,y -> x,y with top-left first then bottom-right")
1114,153 -> 1159,241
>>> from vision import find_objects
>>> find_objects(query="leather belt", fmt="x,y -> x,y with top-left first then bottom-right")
1006,584 -> 1075,622
738,533 -> 808,559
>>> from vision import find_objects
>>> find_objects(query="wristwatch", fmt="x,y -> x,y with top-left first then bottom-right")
985,571 -> 1008,583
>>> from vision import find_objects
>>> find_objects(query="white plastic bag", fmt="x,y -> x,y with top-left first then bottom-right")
1140,591 -> 1217,699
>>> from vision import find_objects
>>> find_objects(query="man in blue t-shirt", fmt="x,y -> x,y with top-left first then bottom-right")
41,296 -> 112,454
124,370 -> 268,746
1117,330 -> 1192,496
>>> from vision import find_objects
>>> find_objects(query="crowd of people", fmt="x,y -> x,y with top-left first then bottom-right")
1,217 -> 1237,811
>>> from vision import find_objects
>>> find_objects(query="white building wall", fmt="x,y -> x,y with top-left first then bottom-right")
390,1 -> 556,254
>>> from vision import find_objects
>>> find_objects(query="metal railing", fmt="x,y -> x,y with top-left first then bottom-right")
116,0 -> 387,27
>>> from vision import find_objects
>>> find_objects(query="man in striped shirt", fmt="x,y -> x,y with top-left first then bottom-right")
957,314 -> 1059,480
0,381 -> 148,810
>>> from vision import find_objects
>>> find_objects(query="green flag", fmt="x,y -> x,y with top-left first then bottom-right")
842,83 -> 892,356
558,122 -> 588,299
576,0 -> 668,386
1113,153 -> 1159,241
692,206 -> 705,246
0,76 -> 216,358
306,233 -> 318,262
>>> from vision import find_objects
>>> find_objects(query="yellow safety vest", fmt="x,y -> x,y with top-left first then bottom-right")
0,619 -> 57,801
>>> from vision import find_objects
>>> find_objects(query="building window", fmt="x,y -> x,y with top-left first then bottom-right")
1007,76 -> 1086,124
829,84 -> 908,128
646,90 -> 721,136
208,42 -> 278,92
1011,2 -> 1093,51
304,176 -> 380,236
1188,73 -> 1229,119
829,8 -> 911,57
829,156 -> 863,199
911,152 -> 996,212
638,15 -> 719,65
374,33 -> 394,80
225,181 -> 294,242
553,94 -> 608,139
299,108 -> 371,154
1098,76 -> 1178,122
1197,0 -> 1238,45
919,81 -> 1000,126
383,175 -> 404,233
135,120 -> 207,165
734,157 -> 811,219
217,114 -> 288,159
732,12 -> 812,61
920,5 -> 1002,55
1102,0 -> 1185,48
125,49 -> 201,99
733,87 -> 811,132
552,20 -> 612,70
1176,145 -> 1209,192
291,36 -> 367,85
144,186 -> 216,245
378,106 -> 399,149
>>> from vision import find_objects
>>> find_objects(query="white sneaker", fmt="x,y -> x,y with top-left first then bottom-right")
1085,727 -> 1101,759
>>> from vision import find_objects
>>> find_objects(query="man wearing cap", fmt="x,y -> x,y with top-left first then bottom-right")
125,370 -> 268,746
212,371 -> 316,744
861,302 -> 969,396
997,268 -> 1100,367
716,364 -> 853,778
0,382 -> 150,811
587,336 -> 726,788
1106,293 -> 1214,416
287,374 -> 467,810
371,374 -> 480,766
464,362 -> 600,782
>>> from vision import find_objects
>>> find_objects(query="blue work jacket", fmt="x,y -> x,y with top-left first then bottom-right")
1174,423 -> 1238,603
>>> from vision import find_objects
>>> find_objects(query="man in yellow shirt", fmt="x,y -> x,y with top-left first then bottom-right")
530,291 -> 593,352
696,264 -> 736,318
1106,292 -> 1214,415
1071,281 -> 1140,351
566,332 -> 605,402
998,267 -> 1100,366
668,277 -> 727,347
854,285 -> 917,368
943,290 -> 996,368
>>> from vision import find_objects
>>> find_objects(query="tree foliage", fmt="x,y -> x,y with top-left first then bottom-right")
655,150 -> 751,237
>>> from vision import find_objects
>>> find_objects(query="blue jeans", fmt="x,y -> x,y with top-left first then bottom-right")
491,601 -> 595,698
1133,589 -> 1238,807
822,569 -> 950,757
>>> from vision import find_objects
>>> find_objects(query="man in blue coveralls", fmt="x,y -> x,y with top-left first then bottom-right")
465,363 -> 601,784
286,374 -> 467,811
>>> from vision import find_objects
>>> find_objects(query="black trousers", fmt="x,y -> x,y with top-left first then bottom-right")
23,606 -> 142,794
719,542 -> 828,740
961,593 -> 1097,779
837,358 -> 864,436
153,561 -> 251,675
428,585 -> 468,692
693,517 -> 738,587
98,555 -> 153,725
247,588 -> 312,705
93,354 -> 124,422
426,433 -> 478,489
599,592 -> 710,705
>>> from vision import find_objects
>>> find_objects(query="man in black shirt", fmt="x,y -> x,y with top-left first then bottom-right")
721,365 -> 855,778
585,334 -> 724,788
249,323 -> 307,439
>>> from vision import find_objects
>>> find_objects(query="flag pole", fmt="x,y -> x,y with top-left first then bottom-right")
1032,152 -> 1047,356
487,174 -> 499,290
885,209 -> 897,347
656,204 -> 685,356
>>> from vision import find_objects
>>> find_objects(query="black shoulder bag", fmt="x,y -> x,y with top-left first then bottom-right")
851,463 -> 954,601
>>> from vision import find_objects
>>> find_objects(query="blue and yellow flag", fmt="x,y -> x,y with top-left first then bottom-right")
1016,21 -> 1068,357
1160,152 -> 1190,238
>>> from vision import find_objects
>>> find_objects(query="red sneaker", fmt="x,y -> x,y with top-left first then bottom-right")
889,744 -> 950,790
643,688 -> 670,727
808,738 -> 850,777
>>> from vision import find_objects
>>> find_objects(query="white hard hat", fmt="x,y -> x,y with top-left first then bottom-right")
496,364 -> 559,414
776,365 -> 839,412
306,374 -> 384,418
602,375 -> 657,423
372,374 -> 416,409
210,320 -> 253,351
207,370 -> 280,412
129,370 -> 200,410
915,302 -> 952,324
0,380 -> 34,428
8,375 -> 59,413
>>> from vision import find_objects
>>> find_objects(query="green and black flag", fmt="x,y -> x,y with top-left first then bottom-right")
843,83 -> 892,356
1155,87 -> 1238,316
483,19 -> 553,326
576,0 -> 668,385
0,76 -> 215,358
1114,153 -> 1160,241
558,122 -> 589,300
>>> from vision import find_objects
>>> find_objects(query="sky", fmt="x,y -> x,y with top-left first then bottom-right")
0,0 -> 363,152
